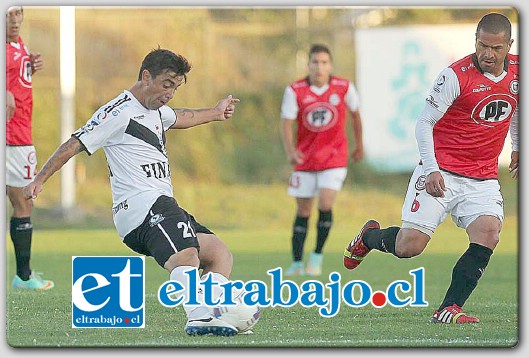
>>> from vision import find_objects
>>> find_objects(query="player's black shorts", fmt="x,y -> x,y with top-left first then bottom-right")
123,195 -> 214,267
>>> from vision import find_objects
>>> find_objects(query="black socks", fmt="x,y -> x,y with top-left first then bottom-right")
363,226 -> 400,256
291,216 -> 308,261
315,210 -> 332,254
10,217 -> 33,280
439,243 -> 493,310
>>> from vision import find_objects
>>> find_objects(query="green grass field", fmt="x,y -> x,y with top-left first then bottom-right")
6,224 -> 518,348
5,177 -> 519,348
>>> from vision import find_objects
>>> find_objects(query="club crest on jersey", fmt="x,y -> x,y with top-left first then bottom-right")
27,150 -> 37,165
302,102 -> 338,132
415,175 -> 426,191
509,80 -> 519,95
471,94 -> 517,126
149,214 -> 165,227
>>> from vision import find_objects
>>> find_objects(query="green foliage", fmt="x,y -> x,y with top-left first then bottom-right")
20,6 -> 518,216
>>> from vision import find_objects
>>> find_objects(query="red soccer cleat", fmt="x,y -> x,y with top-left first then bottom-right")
431,304 -> 480,324
343,220 -> 380,270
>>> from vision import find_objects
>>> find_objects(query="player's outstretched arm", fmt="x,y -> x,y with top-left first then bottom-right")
24,137 -> 84,200
170,95 -> 240,129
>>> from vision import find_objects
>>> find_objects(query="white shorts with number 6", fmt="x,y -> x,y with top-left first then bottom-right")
288,167 -> 347,198
6,145 -> 38,188
401,165 -> 504,237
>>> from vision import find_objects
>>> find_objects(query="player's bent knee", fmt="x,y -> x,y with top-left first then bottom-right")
394,245 -> 424,258
164,247 -> 200,272
395,228 -> 430,258
197,233 -> 233,266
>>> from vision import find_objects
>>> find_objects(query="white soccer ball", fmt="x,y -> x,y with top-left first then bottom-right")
211,289 -> 262,333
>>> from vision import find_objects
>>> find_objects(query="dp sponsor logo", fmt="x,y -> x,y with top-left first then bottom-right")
72,256 -> 145,328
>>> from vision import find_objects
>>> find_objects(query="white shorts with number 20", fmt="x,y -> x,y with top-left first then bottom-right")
401,165 -> 504,237
6,145 -> 38,188
288,167 -> 347,198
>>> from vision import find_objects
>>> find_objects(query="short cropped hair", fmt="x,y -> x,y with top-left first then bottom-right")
476,13 -> 512,41
138,48 -> 192,82
309,44 -> 332,61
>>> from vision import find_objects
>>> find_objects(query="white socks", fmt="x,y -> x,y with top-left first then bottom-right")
170,266 -> 230,320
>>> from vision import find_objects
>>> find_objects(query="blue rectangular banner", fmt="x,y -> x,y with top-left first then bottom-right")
72,256 -> 145,328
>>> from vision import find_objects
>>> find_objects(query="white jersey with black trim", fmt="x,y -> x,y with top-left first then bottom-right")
73,90 -> 177,239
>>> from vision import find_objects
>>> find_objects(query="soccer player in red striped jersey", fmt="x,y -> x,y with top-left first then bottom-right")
281,44 -> 365,276
6,6 -> 54,290
344,13 -> 518,323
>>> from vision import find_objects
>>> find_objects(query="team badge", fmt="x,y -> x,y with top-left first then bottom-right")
415,175 -> 426,191
471,94 -> 517,126
302,102 -> 338,132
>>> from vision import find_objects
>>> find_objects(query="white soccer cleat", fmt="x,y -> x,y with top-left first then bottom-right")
185,316 -> 238,336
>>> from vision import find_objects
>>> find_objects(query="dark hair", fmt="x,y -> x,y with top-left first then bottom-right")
309,44 -> 332,61
138,48 -> 192,82
476,13 -> 512,41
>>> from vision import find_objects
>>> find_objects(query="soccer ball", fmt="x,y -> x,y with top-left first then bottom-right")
211,289 -> 262,333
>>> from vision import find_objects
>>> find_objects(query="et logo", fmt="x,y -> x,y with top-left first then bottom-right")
72,256 -> 145,328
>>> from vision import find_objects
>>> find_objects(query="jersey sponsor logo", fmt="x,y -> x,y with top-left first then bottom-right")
72,256 -> 145,328
104,94 -> 131,114
140,161 -> 171,179
112,200 -> 129,215
460,62 -> 475,72
472,84 -> 492,93
302,102 -> 338,132
425,95 -> 439,109
471,94 -> 517,126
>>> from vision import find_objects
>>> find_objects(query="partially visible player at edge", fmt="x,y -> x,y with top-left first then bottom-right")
343,12 -> 518,323
24,48 -> 242,336
6,6 -> 54,290
280,44 -> 364,276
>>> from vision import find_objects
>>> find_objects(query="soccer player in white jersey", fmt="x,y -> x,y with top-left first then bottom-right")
24,48 -> 241,336
343,13 -> 518,323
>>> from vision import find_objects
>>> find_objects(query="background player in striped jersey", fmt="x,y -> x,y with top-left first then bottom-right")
280,44 -> 365,276
344,13 -> 518,323
24,48 -> 241,336
6,6 -> 54,290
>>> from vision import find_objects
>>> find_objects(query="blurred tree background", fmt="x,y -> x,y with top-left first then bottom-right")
17,6 -> 518,226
